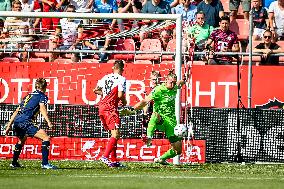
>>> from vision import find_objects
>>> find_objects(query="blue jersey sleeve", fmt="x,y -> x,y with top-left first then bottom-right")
40,95 -> 48,106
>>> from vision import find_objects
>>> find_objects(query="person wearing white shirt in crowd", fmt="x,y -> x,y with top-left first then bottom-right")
49,4 -> 83,62
268,0 -> 284,41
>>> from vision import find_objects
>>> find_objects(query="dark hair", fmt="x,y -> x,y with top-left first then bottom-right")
35,78 -> 47,90
196,11 -> 205,16
12,0 -> 22,7
66,4 -> 76,12
113,60 -> 124,70
220,16 -> 230,23
151,70 -> 161,78
263,30 -> 272,36
167,69 -> 177,79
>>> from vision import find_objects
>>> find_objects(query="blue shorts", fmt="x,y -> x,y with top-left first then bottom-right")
13,121 -> 39,139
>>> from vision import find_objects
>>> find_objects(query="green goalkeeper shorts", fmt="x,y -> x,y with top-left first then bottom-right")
156,115 -> 182,143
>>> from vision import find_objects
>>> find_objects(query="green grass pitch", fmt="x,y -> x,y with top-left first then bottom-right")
0,160 -> 284,189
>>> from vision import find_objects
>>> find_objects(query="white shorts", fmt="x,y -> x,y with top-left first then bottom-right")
275,28 -> 284,38
253,28 -> 266,38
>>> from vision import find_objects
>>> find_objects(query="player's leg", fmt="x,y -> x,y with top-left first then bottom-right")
10,122 -> 29,168
100,112 -> 122,167
154,117 -> 182,164
10,136 -> 27,168
34,129 -> 56,169
155,137 -> 182,165
145,112 -> 162,146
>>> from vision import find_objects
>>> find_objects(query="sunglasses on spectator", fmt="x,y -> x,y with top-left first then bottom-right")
264,36 -> 272,39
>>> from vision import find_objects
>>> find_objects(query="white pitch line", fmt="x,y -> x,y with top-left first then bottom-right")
5,173 -> 284,181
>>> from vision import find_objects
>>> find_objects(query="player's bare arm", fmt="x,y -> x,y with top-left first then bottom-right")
5,107 -> 20,135
93,86 -> 103,95
118,91 -> 127,106
40,103 -> 53,128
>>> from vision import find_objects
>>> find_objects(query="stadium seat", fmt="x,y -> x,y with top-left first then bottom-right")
162,39 -> 176,61
160,60 -> 174,64
113,38 -> 135,61
2,57 -> 20,62
220,0 -> 230,13
34,39 -> 51,58
162,39 -> 188,61
28,58 -> 45,62
135,39 -> 162,61
133,60 -> 152,64
80,59 -> 100,63
54,58 -> 73,63
229,19 -> 249,40
193,61 -> 206,65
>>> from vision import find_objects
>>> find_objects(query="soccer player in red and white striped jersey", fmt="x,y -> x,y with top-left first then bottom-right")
94,60 -> 127,167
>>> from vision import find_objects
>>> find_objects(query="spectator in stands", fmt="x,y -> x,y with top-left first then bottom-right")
20,0 -> 42,29
118,0 -> 141,14
197,0 -> 224,28
229,0 -> 251,21
82,31 -> 113,62
141,0 -> 171,14
69,0 -> 94,12
263,0 -> 276,9
172,0 -> 197,24
118,0 -> 142,31
93,0 -> 118,29
160,29 -> 172,50
268,0 -> 284,41
253,30 -> 283,65
142,0 -> 180,8
49,4 -> 83,62
69,0 -> 94,25
139,0 -> 171,42
0,28 -> 5,60
0,0 -> 11,26
187,11 -> 214,52
205,16 -> 240,65
2,0 -> 34,62
40,0 -> 65,31
252,0 -> 269,41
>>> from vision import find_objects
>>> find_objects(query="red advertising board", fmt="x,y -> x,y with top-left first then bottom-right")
0,62 -> 284,108
0,136 -> 206,163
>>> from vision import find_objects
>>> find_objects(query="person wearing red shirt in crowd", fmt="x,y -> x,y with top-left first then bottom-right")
94,60 -> 127,168
40,0 -> 65,30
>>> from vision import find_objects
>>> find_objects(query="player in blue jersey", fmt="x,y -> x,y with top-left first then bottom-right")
5,78 -> 56,169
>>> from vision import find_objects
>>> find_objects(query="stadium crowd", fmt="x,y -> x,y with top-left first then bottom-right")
0,0 -> 283,65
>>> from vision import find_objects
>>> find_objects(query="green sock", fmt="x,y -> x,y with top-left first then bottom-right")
160,149 -> 177,161
147,113 -> 158,137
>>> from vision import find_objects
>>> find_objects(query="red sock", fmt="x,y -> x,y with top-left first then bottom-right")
110,143 -> 117,162
103,137 -> 117,158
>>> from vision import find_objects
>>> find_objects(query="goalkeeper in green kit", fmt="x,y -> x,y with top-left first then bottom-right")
122,70 -> 186,164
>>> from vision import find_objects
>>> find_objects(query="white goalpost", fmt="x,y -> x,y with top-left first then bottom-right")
0,11 -> 184,164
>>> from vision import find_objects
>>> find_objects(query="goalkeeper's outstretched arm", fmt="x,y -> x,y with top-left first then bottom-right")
133,94 -> 152,110
120,94 -> 152,116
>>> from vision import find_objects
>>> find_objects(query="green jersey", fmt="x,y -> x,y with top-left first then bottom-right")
150,83 -> 178,118
187,23 -> 214,44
